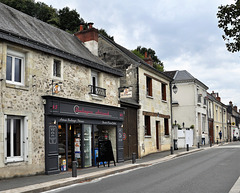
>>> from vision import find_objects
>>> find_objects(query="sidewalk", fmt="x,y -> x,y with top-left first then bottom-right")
0,144 -> 216,193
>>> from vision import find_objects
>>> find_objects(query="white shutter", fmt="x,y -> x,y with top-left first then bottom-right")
4,115 -> 7,164
24,116 -> 29,162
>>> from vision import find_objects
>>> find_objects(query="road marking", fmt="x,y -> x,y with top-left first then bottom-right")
229,176 -> 240,193
217,146 -> 240,149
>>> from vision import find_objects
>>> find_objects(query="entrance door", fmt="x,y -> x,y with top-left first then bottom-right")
209,120 -> 214,144
156,121 -> 160,150
122,106 -> 138,160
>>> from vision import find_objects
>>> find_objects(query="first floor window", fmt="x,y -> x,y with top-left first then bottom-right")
164,118 -> 169,135
145,115 -> 151,136
162,83 -> 167,101
146,77 -> 152,96
6,50 -> 25,85
6,116 -> 25,162
53,59 -> 61,78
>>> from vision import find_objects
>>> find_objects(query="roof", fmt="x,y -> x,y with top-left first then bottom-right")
99,34 -> 172,81
166,70 -> 208,90
0,3 -> 122,77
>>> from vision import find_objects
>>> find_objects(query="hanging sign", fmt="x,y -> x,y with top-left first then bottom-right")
120,87 -> 132,98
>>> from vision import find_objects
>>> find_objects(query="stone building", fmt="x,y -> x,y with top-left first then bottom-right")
0,3 -> 124,178
75,25 -> 173,158
227,101 -> 240,141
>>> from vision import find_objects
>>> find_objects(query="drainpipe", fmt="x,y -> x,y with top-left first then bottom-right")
170,81 -> 174,154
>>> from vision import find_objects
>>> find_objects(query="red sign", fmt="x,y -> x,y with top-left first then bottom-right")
123,133 -> 127,140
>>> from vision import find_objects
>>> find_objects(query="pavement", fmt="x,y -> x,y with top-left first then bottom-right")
0,143 -> 236,193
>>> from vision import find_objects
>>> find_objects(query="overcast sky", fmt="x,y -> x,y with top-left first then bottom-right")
40,0 -> 240,107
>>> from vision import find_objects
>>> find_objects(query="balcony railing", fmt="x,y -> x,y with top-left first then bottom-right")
88,85 -> 106,97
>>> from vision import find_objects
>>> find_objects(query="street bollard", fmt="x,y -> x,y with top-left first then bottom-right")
171,146 -> 173,155
132,153 -> 136,164
72,161 -> 77,177
217,140 -> 218,145
198,142 -> 200,148
210,140 -> 212,147
187,144 -> 189,151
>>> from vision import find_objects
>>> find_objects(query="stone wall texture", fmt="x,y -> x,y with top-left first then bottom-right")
0,41 -> 120,179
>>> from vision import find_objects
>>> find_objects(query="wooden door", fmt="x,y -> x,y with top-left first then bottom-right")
209,120 -> 214,144
122,105 -> 138,160
156,121 -> 160,150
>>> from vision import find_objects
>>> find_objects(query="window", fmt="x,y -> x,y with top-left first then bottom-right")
145,116 -> 151,136
5,116 -> 27,163
164,118 -> 169,135
162,83 -> 166,101
6,50 -> 25,85
91,71 -> 98,94
53,59 -> 61,78
146,77 -> 152,96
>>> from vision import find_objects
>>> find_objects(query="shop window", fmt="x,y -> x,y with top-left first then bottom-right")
162,83 -> 167,101
53,59 -> 61,78
5,116 -> 28,163
145,115 -> 151,136
164,118 -> 169,135
6,50 -> 25,85
146,77 -> 152,97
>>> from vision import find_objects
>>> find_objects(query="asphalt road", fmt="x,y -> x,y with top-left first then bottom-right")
47,143 -> 240,193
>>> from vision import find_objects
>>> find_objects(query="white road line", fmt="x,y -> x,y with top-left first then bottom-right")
229,177 -> 240,193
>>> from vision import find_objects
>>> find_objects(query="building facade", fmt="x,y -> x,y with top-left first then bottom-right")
76,25 -> 173,158
166,70 -> 209,146
0,3 -> 124,178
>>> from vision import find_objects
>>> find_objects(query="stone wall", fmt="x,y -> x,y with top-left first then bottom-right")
0,41 -> 120,178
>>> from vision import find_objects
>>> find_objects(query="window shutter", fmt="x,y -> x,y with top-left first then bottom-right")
24,116 -> 29,162
4,115 -> 7,164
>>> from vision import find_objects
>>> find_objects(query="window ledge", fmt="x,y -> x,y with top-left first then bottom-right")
164,135 -> 170,138
90,94 -> 104,101
146,95 -> 153,99
144,135 -> 152,138
6,83 -> 29,91
162,100 -> 167,103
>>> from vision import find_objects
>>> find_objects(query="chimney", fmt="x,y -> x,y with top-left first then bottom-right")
74,22 -> 98,56
229,101 -> 233,106
143,52 -> 153,66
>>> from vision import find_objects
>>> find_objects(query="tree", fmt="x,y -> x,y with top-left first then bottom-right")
99,29 -> 114,41
58,7 -> 83,33
217,0 -> 240,52
132,46 -> 164,72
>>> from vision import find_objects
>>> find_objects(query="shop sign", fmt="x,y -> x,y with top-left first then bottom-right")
59,118 -> 84,123
123,133 -> 127,140
102,121 -> 117,125
120,87 -> 132,98
75,138 -> 81,158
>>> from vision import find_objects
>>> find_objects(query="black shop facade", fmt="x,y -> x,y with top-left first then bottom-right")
42,96 -> 124,174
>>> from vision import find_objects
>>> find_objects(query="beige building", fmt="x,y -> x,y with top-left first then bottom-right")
0,3 -> 124,178
207,92 -> 227,143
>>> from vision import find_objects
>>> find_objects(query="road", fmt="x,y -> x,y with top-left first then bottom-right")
46,143 -> 240,193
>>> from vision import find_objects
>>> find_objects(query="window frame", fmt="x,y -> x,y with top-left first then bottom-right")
145,115 -> 151,136
53,59 -> 62,78
4,115 -> 28,163
146,76 -> 152,97
164,118 -> 169,135
6,50 -> 25,86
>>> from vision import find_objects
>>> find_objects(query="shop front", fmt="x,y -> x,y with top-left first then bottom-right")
43,96 -> 124,174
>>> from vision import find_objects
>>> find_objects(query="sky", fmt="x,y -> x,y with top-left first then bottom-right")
40,0 -> 240,107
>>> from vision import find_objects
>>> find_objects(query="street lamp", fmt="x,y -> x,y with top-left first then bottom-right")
173,84 -> 178,94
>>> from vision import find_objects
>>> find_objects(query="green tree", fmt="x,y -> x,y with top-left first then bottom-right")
99,29 -> 114,41
132,46 -> 164,72
58,7 -> 83,33
217,0 -> 240,52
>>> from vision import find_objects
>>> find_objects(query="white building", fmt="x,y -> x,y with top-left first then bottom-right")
166,70 -> 209,146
